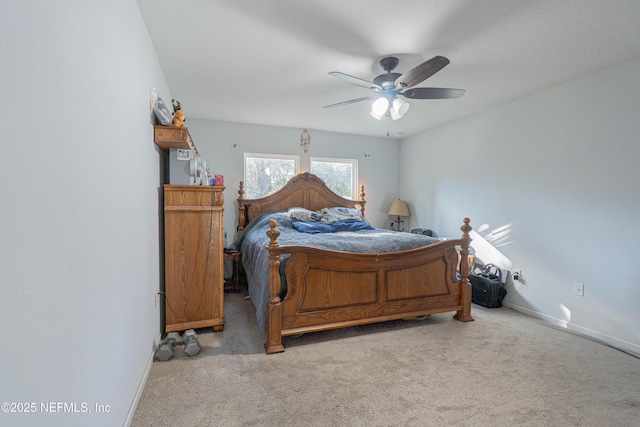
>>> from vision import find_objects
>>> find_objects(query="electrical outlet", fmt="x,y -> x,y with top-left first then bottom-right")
513,269 -> 522,282
573,282 -> 584,297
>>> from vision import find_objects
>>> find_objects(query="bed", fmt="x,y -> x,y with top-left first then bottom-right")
235,172 -> 474,354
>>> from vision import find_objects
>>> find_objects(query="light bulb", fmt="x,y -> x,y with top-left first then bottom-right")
371,97 -> 389,115
392,98 -> 410,115
370,109 -> 384,120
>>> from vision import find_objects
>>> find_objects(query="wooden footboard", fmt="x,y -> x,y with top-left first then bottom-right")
264,218 -> 474,354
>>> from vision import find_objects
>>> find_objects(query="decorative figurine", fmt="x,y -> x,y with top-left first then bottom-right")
172,109 -> 185,127
171,99 -> 185,127
300,129 -> 311,153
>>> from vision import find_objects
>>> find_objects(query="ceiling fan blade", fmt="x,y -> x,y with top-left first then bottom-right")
402,87 -> 465,99
328,71 -> 381,90
323,96 -> 377,109
395,56 -> 450,89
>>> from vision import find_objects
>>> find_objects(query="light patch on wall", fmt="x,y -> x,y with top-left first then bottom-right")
469,228 -> 513,271
483,222 -> 515,248
559,303 -> 571,326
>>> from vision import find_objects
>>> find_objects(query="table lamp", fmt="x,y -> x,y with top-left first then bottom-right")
388,199 -> 410,231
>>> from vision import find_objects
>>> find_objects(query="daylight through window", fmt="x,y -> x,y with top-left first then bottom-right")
243,153 -> 299,199
310,157 -> 358,199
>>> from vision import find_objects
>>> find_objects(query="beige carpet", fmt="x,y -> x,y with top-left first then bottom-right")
132,294 -> 640,427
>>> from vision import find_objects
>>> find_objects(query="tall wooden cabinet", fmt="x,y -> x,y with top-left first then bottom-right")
164,185 -> 225,332
154,125 -> 225,333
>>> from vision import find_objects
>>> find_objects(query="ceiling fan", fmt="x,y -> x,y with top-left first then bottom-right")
325,55 -> 464,120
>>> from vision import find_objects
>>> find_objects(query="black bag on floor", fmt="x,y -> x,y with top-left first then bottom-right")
469,264 -> 507,308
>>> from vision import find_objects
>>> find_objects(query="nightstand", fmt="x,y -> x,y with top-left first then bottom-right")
224,251 -> 242,293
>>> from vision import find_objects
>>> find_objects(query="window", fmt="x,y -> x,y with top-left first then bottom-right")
310,157 -> 358,199
244,153 -> 299,199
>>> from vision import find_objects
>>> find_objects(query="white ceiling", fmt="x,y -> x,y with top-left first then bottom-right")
137,0 -> 640,139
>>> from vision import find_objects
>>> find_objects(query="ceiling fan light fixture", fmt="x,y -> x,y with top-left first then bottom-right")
370,109 -> 384,120
371,97 -> 389,116
328,55 -> 463,123
392,97 -> 410,115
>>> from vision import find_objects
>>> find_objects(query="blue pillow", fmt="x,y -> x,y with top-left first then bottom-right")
331,219 -> 374,232
291,220 -> 333,233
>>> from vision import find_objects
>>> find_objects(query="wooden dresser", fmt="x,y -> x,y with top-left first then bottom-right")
164,185 -> 225,332
154,125 -> 225,332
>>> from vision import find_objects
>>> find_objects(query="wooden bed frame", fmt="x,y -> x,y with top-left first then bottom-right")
237,173 -> 474,354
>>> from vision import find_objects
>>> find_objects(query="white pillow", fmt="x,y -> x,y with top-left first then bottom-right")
316,207 -> 365,223
287,207 -> 323,222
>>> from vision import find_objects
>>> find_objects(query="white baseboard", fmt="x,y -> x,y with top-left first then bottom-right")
124,333 -> 161,427
503,302 -> 640,355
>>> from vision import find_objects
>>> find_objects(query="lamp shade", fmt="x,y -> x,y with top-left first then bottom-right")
370,109 -> 384,120
387,199 -> 410,217
371,97 -> 389,115
392,97 -> 410,115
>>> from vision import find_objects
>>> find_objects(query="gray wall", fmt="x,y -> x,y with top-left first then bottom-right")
400,58 -> 640,353
0,1 -> 169,425
185,120 -> 402,241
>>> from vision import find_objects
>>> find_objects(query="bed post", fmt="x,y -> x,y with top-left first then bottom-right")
358,184 -> 366,217
265,219 -> 285,354
454,218 -> 475,322
237,181 -> 246,234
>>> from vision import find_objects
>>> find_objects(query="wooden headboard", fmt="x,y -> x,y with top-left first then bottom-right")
237,172 -> 366,233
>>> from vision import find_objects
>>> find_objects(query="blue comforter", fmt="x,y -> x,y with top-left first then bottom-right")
233,211 -> 440,331
291,219 -> 374,233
